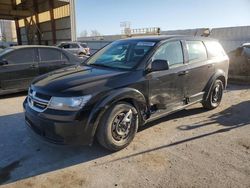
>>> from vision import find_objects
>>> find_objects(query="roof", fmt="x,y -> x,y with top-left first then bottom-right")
9,45 -> 59,50
118,35 -> 217,42
58,41 -> 87,44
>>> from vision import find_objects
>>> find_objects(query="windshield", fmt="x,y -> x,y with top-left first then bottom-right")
86,40 -> 156,70
0,48 -> 13,56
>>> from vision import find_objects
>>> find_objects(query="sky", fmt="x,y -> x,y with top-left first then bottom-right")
75,0 -> 250,36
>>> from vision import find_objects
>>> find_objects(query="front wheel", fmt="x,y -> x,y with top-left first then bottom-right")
202,79 -> 224,110
96,102 -> 139,151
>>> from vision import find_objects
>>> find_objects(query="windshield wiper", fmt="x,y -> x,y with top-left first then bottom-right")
90,63 -> 112,68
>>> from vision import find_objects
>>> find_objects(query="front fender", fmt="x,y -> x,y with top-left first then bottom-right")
85,88 -> 147,144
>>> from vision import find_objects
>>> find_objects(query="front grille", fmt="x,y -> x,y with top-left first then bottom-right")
35,92 -> 51,101
28,88 -> 51,112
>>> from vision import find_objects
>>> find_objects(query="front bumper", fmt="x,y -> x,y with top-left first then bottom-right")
23,98 -> 94,145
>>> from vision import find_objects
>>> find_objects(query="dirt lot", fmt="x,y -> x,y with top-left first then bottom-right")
0,84 -> 249,188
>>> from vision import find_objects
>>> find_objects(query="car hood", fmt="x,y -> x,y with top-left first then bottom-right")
32,65 -> 128,96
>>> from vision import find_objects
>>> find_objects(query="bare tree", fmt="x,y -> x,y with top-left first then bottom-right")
80,30 -> 88,37
90,30 -> 101,37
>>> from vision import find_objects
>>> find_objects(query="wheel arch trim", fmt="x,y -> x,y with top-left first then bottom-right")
204,69 -> 227,101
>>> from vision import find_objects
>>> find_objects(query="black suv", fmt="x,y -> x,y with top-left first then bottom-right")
23,36 -> 229,151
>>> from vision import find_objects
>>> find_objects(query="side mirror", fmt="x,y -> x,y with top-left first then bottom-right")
0,59 -> 8,66
150,59 -> 169,72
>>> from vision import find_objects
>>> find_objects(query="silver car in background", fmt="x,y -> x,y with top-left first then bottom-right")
57,42 -> 90,57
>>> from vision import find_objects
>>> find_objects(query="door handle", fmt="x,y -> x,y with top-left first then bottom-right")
178,70 -> 189,76
208,63 -> 215,68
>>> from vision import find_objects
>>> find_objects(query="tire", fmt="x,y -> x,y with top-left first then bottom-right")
202,79 -> 224,110
96,102 -> 139,151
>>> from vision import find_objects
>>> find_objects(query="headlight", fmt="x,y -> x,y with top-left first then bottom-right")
48,95 -> 92,111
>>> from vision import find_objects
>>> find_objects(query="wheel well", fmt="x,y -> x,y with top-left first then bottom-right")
217,76 -> 226,88
121,98 -> 137,108
93,98 -> 145,141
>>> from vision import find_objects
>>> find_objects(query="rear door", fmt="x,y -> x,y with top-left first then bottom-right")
38,48 -> 68,75
184,40 -> 214,102
0,48 -> 39,91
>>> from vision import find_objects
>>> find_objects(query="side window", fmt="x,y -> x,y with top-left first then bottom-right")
80,43 -> 87,48
62,44 -> 70,49
152,41 -> 184,67
186,41 -> 207,63
70,43 -> 79,49
5,49 -> 35,64
204,41 -> 225,58
40,48 -> 62,62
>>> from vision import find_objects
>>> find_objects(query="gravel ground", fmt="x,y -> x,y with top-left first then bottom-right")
0,84 -> 249,188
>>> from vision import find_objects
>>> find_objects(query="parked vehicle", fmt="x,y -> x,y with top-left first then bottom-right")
228,43 -> 250,76
57,42 -> 91,57
23,36 -> 229,151
0,45 -> 82,95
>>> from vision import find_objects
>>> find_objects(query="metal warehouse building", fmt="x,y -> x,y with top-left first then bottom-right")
162,26 -> 250,52
0,0 -> 76,45
78,26 -> 250,53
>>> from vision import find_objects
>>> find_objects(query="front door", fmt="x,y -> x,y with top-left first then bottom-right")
147,40 -> 187,111
0,48 -> 39,91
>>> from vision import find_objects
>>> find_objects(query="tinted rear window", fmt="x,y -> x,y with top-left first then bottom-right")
204,41 -> 225,58
40,48 -> 62,61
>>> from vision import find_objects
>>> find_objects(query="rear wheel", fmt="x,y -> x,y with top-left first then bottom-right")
202,79 -> 224,110
97,102 -> 139,151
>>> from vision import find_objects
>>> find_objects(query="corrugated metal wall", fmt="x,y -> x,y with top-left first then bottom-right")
78,26 -> 250,54
161,28 -> 207,36
210,26 -> 250,52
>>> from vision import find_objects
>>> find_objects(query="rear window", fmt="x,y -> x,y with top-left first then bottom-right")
60,43 -> 70,49
186,41 -> 207,63
204,41 -> 225,58
80,43 -> 88,48
40,48 -> 62,61
70,43 -> 79,48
